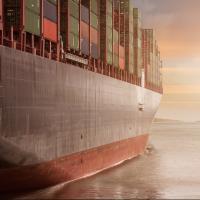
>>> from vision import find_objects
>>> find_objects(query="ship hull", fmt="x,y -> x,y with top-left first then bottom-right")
0,46 -> 161,192
0,134 -> 148,192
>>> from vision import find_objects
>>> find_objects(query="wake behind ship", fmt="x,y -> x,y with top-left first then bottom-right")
0,0 -> 162,192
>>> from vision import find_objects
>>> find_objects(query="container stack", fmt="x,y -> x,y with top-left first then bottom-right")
142,29 -> 162,91
90,0 -> 99,59
25,0 -> 40,36
119,1 -> 125,70
133,8 -> 142,78
81,0 -> 89,55
120,0 -> 134,73
43,0 -> 58,42
60,0 -> 80,51
142,29 -> 151,86
2,0 -> 163,93
4,0 -> 59,56
113,0 -> 120,68
4,0 -> 22,35
100,0 -> 113,65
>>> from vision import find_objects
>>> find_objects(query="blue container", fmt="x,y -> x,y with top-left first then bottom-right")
91,43 -> 99,59
81,38 -> 89,55
44,0 -> 57,22
81,5 -> 89,24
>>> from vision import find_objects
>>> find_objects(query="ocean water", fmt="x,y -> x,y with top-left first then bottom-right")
3,122 -> 200,199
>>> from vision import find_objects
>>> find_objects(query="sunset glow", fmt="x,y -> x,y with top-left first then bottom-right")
134,0 -> 200,121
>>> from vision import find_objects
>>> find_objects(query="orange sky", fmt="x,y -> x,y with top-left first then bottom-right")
133,0 -> 200,121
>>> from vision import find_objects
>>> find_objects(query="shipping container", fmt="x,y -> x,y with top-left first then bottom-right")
81,21 -> 89,39
142,28 -> 162,89
133,8 -> 142,77
60,0 -> 80,50
90,27 -> 98,44
100,0 -> 114,65
91,43 -> 98,59
25,10 -> 40,36
90,12 -> 98,29
81,5 -> 89,24
120,0 -> 134,73
91,0 -> 98,14
69,0 -> 79,19
26,0 -> 40,14
43,18 -> 57,42
4,0 -> 21,30
119,58 -> 125,70
44,0 -> 57,22
43,0 -> 58,42
81,37 -> 89,55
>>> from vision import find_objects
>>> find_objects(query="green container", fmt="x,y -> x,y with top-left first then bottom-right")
106,15 -> 112,28
90,12 -> 98,29
69,32 -> 79,50
113,29 -> 118,43
91,0 -> 98,14
107,40 -> 112,53
106,0 -> 112,15
70,0 -> 79,19
113,54 -> 119,67
25,0 -> 40,14
70,16 -> 79,35
47,0 -> 57,5
129,34 -> 133,44
25,10 -> 40,36
106,27 -> 112,41
107,52 -> 112,65
72,0 -> 79,3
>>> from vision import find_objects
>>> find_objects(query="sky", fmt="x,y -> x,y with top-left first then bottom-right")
133,0 -> 200,122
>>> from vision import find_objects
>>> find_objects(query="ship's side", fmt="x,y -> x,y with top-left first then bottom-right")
0,46 -> 161,191
0,0 -> 163,192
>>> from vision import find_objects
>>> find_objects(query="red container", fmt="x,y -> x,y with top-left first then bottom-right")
0,0 -> 2,30
119,45 -> 125,58
90,27 -> 98,44
81,21 -> 89,39
119,58 -> 125,70
43,18 -> 57,42
114,43 -> 119,55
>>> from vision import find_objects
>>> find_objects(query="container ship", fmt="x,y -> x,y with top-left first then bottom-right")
0,0 -> 163,192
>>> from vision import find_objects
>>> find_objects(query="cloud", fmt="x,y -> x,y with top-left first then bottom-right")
133,0 -> 200,59
132,0 -> 200,120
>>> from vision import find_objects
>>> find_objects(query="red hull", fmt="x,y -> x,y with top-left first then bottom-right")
0,134 -> 148,192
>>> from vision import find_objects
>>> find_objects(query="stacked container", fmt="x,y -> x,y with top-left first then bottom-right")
4,0 -> 22,34
90,0 -> 99,59
113,0 -> 120,68
81,0 -> 89,55
133,8 -> 142,78
60,0 -> 80,51
120,0 -> 134,73
4,0 -> 59,42
119,0 -> 125,70
142,29 -> 162,90
142,29 -> 151,86
43,0 -> 58,42
100,0 -> 113,65
25,0 -> 40,36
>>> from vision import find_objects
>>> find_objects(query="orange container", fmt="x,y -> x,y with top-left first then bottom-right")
81,21 -> 89,39
114,43 -> 119,55
90,27 -> 98,44
119,58 -> 125,70
43,18 -> 57,42
119,45 -> 125,58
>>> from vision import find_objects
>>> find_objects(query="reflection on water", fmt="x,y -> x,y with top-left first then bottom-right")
2,122 -> 200,199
